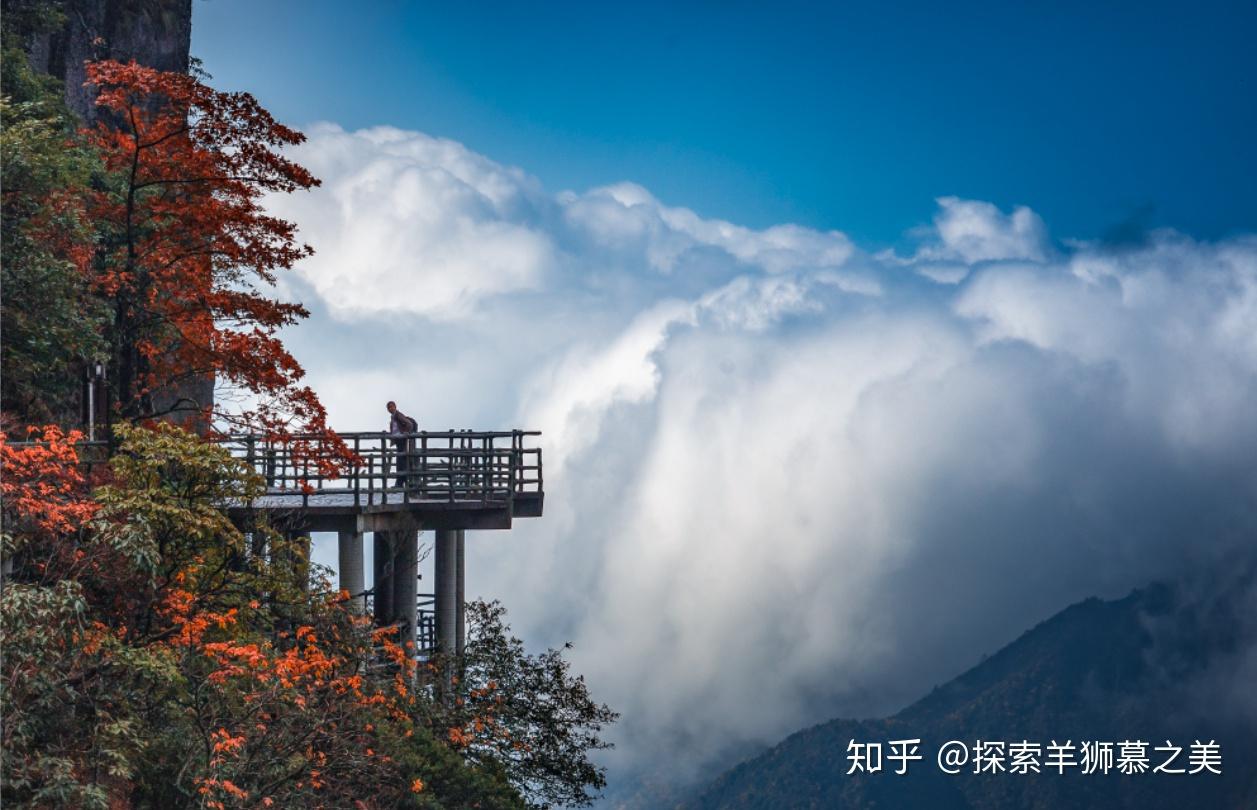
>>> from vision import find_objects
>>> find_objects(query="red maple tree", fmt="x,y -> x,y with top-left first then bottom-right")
83,60 -> 345,468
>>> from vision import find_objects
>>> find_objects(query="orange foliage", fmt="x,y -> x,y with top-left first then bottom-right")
159,565 -> 420,807
0,425 -> 97,536
2,426 -> 423,806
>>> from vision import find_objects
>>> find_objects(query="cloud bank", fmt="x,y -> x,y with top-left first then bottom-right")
267,124 -> 1257,788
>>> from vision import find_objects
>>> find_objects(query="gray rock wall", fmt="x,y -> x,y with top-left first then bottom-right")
25,0 -> 192,122
24,0 -> 213,427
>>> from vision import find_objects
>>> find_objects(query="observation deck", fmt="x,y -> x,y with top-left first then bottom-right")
220,430 -> 543,533
218,429 -> 542,659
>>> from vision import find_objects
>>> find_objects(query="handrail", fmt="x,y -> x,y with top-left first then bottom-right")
7,430 -> 543,509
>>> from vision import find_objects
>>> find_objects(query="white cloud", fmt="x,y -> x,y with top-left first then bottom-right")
277,125 -> 1257,793
517,299 -> 694,477
920,195 -> 1051,263
264,124 -> 556,320
269,131 -> 858,323
565,181 -> 852,275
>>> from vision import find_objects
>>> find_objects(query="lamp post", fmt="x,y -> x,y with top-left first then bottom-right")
87,361 -> 105,441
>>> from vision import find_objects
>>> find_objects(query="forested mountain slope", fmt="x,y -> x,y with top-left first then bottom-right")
689,565 -> 1257,809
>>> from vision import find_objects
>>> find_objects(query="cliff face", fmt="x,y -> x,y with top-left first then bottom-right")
20,0 -> 212,426
25,0 -> 192,121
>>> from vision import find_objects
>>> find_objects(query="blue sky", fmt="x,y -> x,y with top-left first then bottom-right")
193,0 -> 1255,247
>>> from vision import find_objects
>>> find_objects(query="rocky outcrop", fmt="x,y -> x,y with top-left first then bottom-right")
21,0 -> 211,426
24,0 -> 192,121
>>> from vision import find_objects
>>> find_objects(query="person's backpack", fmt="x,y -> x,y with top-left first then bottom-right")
399,413 -> 418,433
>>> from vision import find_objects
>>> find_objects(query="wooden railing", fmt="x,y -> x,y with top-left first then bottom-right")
11,430 -> 543,511
222,430 -> 542,508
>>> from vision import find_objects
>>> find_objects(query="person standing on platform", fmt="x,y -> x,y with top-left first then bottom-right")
386,401 -> 417,487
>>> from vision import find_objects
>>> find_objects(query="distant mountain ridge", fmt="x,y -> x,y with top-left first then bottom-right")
686,564 -> 1257,809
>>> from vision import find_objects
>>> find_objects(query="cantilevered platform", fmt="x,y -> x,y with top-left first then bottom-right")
219,429 -> 544,661
220,430 -> 544,532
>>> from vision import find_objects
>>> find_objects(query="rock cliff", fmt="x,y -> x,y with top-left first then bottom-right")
24,0 -> 192,121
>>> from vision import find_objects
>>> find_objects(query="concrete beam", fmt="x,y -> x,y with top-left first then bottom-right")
228,505 -> 518,535
356,508 -> 510,533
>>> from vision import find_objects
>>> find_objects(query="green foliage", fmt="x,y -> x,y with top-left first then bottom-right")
428,600 -> 620,808
0,0 -> 66,47
0,425 -> 260,807
378,724 -> 527,810
93,421 -> 263,578
0,580 -> 144,810
0,3 -> 108,422
0,0 -> 65,101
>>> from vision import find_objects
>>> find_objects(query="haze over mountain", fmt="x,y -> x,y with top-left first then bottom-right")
686,558 -> 1257,809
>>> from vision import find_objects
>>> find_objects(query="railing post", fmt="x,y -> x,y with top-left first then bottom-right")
481,435 -> 490,503
402,433 -> 411,505
353,435 -> 361,508
420,432 -> 428,500
512,431 -> 521,497
382,434 -> 389,506
264,441 -> 276,489
301,447 -> 309,508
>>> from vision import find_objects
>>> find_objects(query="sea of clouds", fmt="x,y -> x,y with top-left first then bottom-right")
261,123 -> 1257,789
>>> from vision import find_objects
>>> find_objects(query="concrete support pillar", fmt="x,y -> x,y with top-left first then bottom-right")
228,531 -> 251,572
337,531 -> 365,613
392,530 -> 419,655
297,535 -> 311,592
455,530 -> 466,656
250,530 -> 266,561
286,531 -> 310,593
434,529 -> 459,659
372,532 -> 394,625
